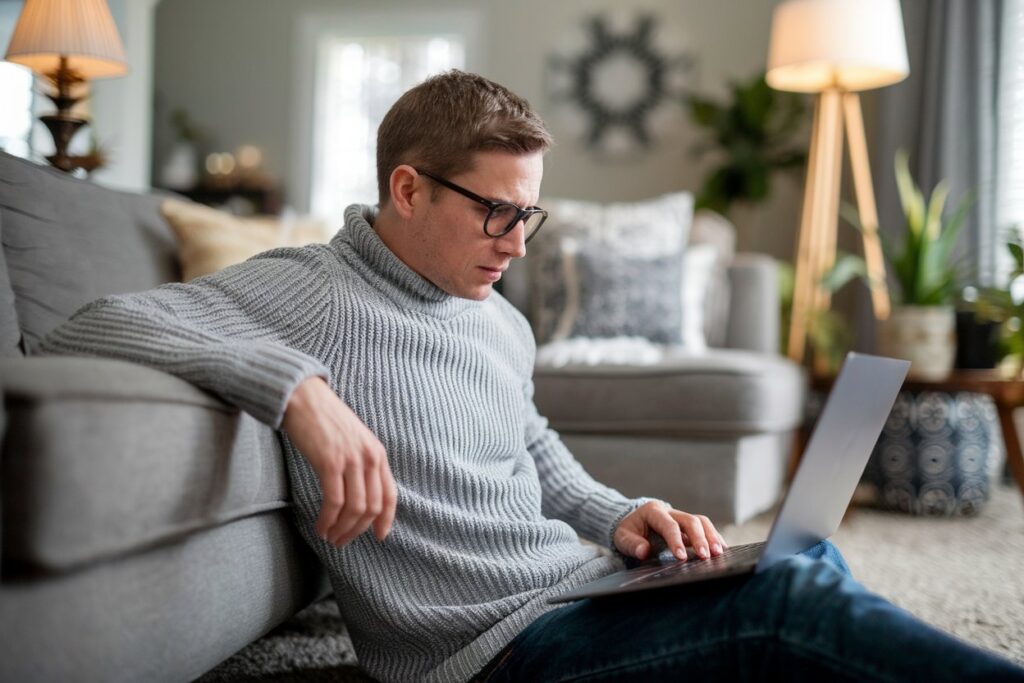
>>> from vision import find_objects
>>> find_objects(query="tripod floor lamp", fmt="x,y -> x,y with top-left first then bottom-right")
766,0 -> 910,364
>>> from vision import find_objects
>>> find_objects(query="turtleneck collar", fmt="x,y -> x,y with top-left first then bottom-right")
333,204 -> 479,319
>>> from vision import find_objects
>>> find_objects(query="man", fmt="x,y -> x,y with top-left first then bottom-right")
41,71 -> 1023,682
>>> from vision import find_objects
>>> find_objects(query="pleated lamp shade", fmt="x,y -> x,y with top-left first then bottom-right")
4,0 -> 127,79
766,0 -> 908,93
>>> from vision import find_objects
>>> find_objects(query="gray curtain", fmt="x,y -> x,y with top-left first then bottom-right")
866,0 -> 1003,287
849,0 -> 1004,352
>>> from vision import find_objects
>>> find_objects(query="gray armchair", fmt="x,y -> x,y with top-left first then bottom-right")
502,209 -> 807,524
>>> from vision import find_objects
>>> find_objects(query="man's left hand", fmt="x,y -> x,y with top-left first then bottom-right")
613,500 -> 728,562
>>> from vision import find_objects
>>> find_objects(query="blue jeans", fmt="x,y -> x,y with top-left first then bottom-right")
473,541 -> 1024,682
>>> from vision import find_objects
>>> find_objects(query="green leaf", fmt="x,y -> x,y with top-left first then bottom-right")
821,253 -> 869,292
924,180 -> 950,241
840,202 -> 865,234
1010,242 -> 1024,272
689,98 -> 720,128
894,150 -> 925,237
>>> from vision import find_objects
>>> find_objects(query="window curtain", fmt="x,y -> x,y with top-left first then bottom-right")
866,0 -> 1004,287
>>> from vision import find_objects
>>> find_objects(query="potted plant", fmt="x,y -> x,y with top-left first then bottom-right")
964,227 -> 1024,376
829,149 -> 972,380
688,73 -> 807,223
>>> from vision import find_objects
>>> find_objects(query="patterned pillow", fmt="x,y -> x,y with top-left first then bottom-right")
529,192 -> 695,345
551,240 -> 683,344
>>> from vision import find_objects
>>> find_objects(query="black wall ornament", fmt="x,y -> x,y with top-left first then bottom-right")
546,14 -> 696,159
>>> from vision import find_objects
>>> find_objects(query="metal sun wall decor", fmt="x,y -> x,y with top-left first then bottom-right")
546,13 -> 696,159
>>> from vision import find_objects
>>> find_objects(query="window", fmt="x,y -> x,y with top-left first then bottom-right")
294,10 -> 478,229
997,0 -> 1024,279
309,34 -> 465,226
0,61 -> 34,158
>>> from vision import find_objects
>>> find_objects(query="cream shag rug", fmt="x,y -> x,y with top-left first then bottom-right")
721,481 -> 1024,665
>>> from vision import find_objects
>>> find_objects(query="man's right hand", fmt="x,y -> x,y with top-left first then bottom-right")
281,376 -> 397,548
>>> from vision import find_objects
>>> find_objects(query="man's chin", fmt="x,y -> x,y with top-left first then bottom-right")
466,283 -> 493,301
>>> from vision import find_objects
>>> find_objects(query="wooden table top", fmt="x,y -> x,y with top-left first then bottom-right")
813,370 -> 1024,406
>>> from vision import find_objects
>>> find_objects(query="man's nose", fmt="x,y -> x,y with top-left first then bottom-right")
496,220 -> 527,258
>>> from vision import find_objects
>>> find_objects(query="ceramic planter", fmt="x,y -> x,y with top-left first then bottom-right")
877,305 -> 956,380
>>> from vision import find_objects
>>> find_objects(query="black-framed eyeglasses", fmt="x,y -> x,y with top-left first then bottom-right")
416,169 -> 548,244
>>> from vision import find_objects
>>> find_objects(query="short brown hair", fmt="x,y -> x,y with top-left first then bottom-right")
376,70 -> 553,204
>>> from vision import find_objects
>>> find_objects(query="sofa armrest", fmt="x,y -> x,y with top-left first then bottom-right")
1,356 -> 288,572
725,254 -> 780,354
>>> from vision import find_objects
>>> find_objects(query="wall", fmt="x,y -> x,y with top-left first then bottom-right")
152,0 -> 804,258
89,0 -> 159,191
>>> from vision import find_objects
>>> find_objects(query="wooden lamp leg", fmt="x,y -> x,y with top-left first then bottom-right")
787,89 -> 844,363
843,93 -> 891,320
812,90 -> 845,316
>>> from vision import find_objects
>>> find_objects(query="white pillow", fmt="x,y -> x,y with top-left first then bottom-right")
681,244 -> 717,352
529,192 -> 695,345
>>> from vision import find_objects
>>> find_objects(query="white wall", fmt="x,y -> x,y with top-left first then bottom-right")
152,0 -> 805,258
89,0 -> 160,191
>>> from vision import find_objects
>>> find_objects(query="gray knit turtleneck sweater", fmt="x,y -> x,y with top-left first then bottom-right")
40,205 -> 644,682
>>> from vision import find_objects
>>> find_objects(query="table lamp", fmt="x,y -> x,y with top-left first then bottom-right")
3,0 -> 127,173
767,0 -> 909,364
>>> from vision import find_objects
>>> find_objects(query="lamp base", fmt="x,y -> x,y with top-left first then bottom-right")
37,56 -> 103,175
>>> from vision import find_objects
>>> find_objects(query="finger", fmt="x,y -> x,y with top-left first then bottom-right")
340,459 -> 383,546
671,510 -> 710,559
316,466 -> 345,540
698,515 -> 727,555
646,508 -> 688,561
373,463 -> 398,541
615,527 -> 651,560
329,462 -> 366,545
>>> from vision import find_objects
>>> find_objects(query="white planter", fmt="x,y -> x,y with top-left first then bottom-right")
159,141 -> 198,191
876,305 -> 956,381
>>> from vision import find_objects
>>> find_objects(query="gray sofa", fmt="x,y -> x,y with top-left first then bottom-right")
0,151 -> 328,682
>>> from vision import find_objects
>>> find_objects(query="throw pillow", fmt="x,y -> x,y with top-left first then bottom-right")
160,199 -> 329,281
690,209 -> 736,348
551,239 -> 684,344
529,192 -> 695,345
681,244 -> 717,351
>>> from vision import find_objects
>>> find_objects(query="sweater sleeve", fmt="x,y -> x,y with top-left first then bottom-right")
37,246 -> 335,429
523,375 -> 650,548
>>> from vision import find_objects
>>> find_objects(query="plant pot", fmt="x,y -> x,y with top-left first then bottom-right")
954,310 -> 1001,369
876,305 -> 956,381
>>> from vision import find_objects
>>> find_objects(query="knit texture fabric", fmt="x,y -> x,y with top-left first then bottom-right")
40,205 -> 645,683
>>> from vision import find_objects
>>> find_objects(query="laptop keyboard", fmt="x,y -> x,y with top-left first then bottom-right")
619,542 -> 765,587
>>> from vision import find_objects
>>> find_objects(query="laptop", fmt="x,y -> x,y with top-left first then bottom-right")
548,352 -> 910,604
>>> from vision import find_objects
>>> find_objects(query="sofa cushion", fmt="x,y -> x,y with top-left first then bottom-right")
0,152 -> 180,353
0,208 -> 22,356
533,349 -> 806,436
0,356 -> 291,572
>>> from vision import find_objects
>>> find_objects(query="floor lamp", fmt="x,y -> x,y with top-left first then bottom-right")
766,0 -> 910,365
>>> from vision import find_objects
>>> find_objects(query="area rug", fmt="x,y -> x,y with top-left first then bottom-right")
198,483 -> 1024,681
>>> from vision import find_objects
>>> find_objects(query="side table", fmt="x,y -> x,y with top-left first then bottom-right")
794,371 -> 1024,502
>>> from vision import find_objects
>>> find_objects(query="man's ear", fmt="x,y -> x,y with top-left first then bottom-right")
389,165 -> 423,220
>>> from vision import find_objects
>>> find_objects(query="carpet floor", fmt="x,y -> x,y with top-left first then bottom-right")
198,482 -> 1024,681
